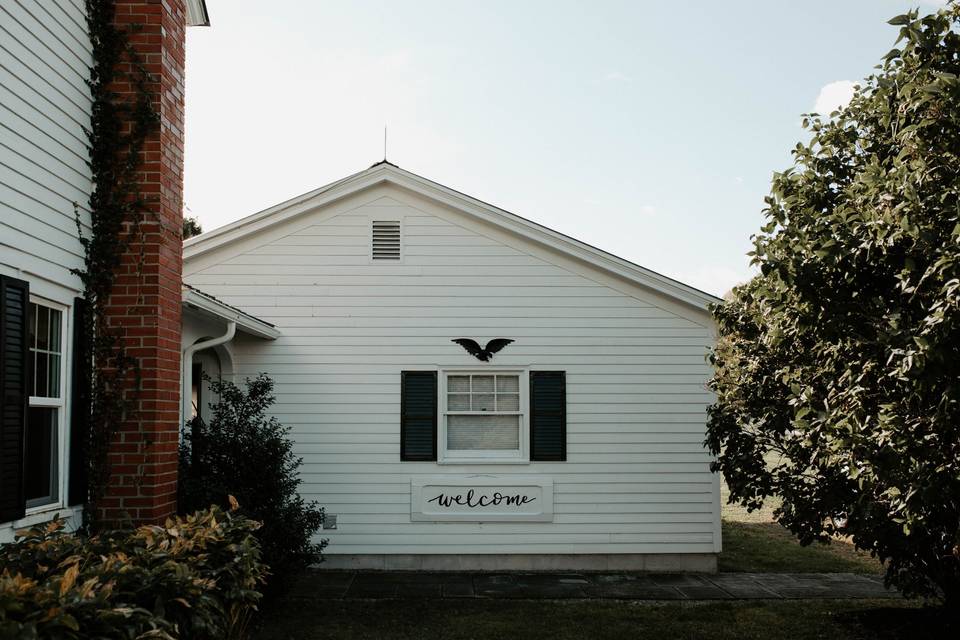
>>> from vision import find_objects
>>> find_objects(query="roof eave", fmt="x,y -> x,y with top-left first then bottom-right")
186,0 -> 210,26
184,164 -> 720,313
385,168 -> 722,312
182,287 -> 280,340
183,165 -> 378,254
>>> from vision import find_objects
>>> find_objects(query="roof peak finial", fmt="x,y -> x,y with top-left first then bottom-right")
383,124 -> 387,162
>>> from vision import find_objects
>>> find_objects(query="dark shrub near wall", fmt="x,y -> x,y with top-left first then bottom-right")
0,505 -> 266,639
179,374 -> 327,594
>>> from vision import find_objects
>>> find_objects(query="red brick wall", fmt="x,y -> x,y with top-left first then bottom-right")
99,0 -> 186,526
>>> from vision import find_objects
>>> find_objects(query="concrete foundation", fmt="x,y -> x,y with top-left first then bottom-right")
317,553 -> 718,573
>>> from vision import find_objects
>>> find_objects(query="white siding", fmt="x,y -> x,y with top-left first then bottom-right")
185,185 -> 719,556
0,0 -> 90,538
1,0 -> 92,294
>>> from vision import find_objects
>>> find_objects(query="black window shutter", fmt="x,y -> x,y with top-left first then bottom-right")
0,276 -> 29,522
400,371 -> 437,461
530,371 -> 566,461
68,297 -> 91,507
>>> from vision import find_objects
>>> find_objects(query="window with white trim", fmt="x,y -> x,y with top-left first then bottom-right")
441,371 -> 528,462
25,300 -> 67,509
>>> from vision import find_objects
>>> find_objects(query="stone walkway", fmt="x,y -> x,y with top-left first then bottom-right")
288,571 -> 897,601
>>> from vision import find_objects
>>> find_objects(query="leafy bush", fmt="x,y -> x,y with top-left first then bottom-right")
0,504 -> 266,639
706,7 -> 960,604
179,374 -> 326,593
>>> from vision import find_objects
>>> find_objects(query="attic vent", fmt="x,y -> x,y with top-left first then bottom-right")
372,221 -> 401,260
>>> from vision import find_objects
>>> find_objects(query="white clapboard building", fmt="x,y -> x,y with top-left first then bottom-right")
181,162 -> 722,571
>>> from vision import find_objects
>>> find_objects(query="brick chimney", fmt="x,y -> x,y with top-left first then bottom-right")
98,0 -> 187,525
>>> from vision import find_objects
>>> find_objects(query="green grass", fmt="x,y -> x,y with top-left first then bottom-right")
256,599 -> 952,640
720,520 -> 883,574
720,478 -> 782,524
719,473 -> 883,574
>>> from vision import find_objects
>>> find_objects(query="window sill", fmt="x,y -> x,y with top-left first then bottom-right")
8,503 -> 81,530
24,499 -> 66,516
437,458 -> 531,465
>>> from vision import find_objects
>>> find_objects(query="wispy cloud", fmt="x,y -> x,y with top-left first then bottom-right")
638,204 -> 656,216
602,70 -> 632,83
813,80 -> 856,115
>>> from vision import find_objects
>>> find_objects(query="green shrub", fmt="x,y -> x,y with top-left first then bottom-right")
706,6 -> 960,604
0,505 -> 266,639
179,374 -> 326,594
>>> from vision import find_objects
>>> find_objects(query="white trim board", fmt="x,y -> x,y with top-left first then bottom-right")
181,286 -> 280,340
186,0 -> 210,26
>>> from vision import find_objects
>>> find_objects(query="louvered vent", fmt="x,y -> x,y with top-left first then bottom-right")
372,221 -> 401,260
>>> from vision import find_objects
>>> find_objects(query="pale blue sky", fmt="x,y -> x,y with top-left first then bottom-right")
183,1 -> 945,295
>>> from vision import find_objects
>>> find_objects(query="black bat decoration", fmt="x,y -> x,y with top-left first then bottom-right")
452,338 -> 514,362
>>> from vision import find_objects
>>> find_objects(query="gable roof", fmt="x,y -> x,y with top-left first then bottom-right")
183,162 -> 721,312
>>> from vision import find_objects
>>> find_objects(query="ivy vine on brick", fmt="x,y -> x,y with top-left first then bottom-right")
72,0 -> 160,528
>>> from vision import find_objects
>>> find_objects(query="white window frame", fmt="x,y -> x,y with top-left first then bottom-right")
25,296 -> 70,514
438,367 -> 529,464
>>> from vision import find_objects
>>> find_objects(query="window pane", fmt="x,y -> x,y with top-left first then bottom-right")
496,375 -> 519,393
448,375 -> 470,393
36,305 -> 49,350
28,303 -> 36,348
25,407 -> 58,504
48,308 -> 62,351
448,393 -> 470,411
28,304 -> 63,398
498,393 -> 520,411
34,353 -> 48,397
47,354 -> 61,398
472,375 -> 494,392
473,393 -> 495,411
447,414 -> 519,450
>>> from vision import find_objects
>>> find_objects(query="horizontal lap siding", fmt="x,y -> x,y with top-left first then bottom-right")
187,193 -> 718,555
0,0 -> 89,537
0,0 -> 91,293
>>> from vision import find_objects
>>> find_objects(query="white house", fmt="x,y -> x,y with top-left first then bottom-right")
1,0 -> 719,570
181,162 -> 722,571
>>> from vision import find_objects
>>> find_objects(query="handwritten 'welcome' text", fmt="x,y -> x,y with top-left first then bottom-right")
427,489 -> 536,509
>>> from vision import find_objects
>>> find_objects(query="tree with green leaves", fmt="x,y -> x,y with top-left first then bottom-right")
707,5 -> 960,604
183,216 -> 203,239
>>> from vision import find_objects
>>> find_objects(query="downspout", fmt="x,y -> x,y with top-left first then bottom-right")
182,321 -> 236,429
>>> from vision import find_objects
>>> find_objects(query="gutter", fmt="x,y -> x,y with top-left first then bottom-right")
181,321 -> 235,427
181,287 -> 280,340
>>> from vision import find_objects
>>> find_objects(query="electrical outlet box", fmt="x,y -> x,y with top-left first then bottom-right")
323,514 -> 337,530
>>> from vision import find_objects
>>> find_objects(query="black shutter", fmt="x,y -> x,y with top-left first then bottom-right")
68,297 -> 91,506
530,371 -> 566,461
0,276 -> 29,522
400,371 -> 436,461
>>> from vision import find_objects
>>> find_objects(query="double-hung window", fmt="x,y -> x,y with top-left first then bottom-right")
440,371 -> 528,463
25,300 -> 66,509
400,369 -> 566,463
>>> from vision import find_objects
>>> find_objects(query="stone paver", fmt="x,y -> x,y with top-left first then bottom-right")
285,570 -> 898,601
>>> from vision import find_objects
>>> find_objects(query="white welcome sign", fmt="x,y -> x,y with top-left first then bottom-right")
411,475 -> 554,522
